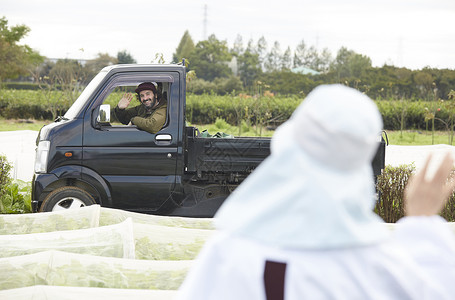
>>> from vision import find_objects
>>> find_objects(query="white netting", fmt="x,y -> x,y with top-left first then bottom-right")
99,207 -> 215,229
0,206 -> 218,295
0,286 -> 177,300
133,222 -> 214,260
1,205 -> 455,297
0,250 -> 191,291
0,218 -> 135,259
0,205 -> 101,235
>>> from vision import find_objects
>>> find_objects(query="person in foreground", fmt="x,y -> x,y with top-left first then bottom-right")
113,82 -> 167,134
177,84 -> 455,300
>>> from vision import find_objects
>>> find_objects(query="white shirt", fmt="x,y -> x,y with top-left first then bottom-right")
178,217 -> 455,300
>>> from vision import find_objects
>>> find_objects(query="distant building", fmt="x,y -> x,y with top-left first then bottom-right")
291,66 -> 320,75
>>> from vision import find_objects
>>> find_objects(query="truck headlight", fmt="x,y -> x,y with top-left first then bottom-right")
34,141 -> 50,173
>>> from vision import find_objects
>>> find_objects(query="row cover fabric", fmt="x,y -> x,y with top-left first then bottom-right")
0,205 -> 100,234
0,205 -> 215,235
99,207 -> 215,229
0,218 -> 135,259
133,223 -> 214,260
0,250 -> 192,291
0,286 -> 177,300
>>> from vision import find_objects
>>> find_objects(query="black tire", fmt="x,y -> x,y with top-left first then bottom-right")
40,186 -> 96,212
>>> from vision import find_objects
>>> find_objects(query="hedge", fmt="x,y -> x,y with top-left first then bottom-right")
375,164 -> 455,222
1,88 -> 455,130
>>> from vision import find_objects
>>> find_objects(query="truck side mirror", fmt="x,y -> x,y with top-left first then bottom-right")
97,104 -> 111,123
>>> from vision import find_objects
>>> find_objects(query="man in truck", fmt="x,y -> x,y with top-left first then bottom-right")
113,82 -> 167,134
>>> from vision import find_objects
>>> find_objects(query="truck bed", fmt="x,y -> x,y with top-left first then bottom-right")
185,127 -> 271,181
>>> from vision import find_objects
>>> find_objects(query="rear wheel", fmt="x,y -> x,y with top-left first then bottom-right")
40,186 -> 96,212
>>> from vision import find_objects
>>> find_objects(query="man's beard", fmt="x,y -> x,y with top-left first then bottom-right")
143,98 -> 156,111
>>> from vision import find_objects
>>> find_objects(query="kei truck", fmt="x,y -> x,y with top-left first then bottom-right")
31,63 -> 385,217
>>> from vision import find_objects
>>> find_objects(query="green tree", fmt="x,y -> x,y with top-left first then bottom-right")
330,47 -> 372,80
318,48 -> 333,72
237,49 -> 262,88
173,30 -> 195,63
188,34 -> 232,81
117,50 -> 136,64
256,36 -> 267,71
0,16 -> 43,81
303,45 -> 319,70
293,40 -> 332,72
84,52 -> 118,80
293,40 -> 307,68
231,34 -> 244,56
281,46 -> 292,71
264,41 -> 281,72
413,70 -> 434,99
51,59 -> 87,111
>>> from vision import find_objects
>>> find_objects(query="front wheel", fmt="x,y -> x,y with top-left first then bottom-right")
40,186 -> 96,212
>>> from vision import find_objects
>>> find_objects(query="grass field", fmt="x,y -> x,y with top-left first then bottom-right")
1,118 -> 454,146
385,130 -> 455,146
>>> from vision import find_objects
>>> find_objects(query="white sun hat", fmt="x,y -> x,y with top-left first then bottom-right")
214,84 -> 389,249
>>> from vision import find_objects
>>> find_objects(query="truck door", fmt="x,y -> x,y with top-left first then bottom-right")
82,74 -> 181,212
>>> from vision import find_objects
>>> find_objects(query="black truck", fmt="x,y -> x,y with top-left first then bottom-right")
32,63 -> 385,217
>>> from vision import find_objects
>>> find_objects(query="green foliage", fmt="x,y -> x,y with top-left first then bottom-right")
264,41 -> 282,72
258,70 -> 319,95
375,164 -> 455,223
84,53 -> 117,80
117,50 -> 136,64
0,155 -> 12,195
188,34 -> 232,81
3,88 -> 455,135
173,30 -> 195,63
187,76 -> 243,95
330,47 -> 372,79
375,164 -> 414,222
0,16 -> 44,81
0,180 -> 31,214
0,155 -> 31,214
185,93 -> 302,127
0,89 -> 70,119
3,82 -> 41,90
386,130 -> 451,145
237,49 -> 262,87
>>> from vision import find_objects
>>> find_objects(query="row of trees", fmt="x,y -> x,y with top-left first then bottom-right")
1,16 -> 454,101
1,16 -> 138,85
173,31 -> 455,100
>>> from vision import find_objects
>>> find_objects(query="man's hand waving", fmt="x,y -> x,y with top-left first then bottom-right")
118,93 -> 134,109
404,153 -> 455,216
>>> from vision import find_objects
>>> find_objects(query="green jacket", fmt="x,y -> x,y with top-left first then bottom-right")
113,99 -> 167,134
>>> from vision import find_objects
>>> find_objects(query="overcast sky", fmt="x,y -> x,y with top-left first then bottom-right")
2,0 -> 455,70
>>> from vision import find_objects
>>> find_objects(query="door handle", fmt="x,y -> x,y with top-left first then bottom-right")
155,134 -> 172,142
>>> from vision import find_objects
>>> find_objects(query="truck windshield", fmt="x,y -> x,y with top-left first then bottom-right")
64,70 -> 108,119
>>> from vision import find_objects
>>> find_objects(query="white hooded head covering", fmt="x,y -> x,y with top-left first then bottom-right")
214,84 -> 389,249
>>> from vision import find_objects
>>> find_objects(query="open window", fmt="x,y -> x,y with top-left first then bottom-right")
94,77 -> 173,133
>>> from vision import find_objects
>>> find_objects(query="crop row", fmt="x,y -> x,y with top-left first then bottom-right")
1,89 -> 454,131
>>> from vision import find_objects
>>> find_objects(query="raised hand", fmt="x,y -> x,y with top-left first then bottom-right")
117,93 -> 134,109
404,152 -> 455,216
